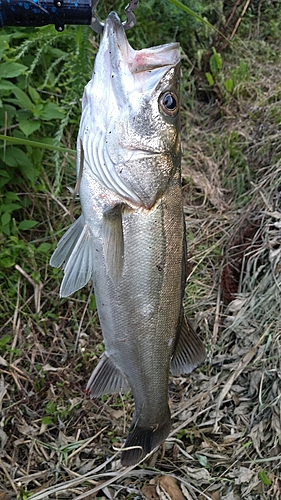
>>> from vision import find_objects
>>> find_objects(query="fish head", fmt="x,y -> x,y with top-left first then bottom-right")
80,12 -> 181,208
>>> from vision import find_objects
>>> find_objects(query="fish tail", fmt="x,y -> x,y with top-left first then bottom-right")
121,413 -> 171,466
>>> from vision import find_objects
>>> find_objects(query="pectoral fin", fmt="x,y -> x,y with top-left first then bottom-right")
50,215 -> 93,298
86,353 -> 130,398
102,206 -> 124,285
170,313 -> 205,376
50,215 -> 84,268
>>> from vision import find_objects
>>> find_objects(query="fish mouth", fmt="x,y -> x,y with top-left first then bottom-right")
126,148 -> 162,156
102,12 -> 180,76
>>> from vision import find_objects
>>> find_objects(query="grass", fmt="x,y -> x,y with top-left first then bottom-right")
1,1 -> 281,499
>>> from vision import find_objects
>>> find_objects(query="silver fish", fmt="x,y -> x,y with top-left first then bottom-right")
50,11 -> 205,466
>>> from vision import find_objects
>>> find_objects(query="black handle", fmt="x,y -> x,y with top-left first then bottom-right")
0,0 -> 92,31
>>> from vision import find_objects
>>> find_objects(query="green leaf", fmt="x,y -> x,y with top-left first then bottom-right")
211,47 -> 223,72
37,242 -> 52,253
1,146 -> 33,168
0,254 -> 15,268
0,334 -> 11,348
41,416 -> 53,425
0,81 -> 16,91
12,87 -> 34,111
0,169 -> 11,188
195,454 -> 209,467
40,102 -> 65,121
28,86 -> 41,104
210,54 -> 219,76
32,103 -> 44,119
0,203 -> 22,213
1,212 -> 11,227
20,164 -> 40,184
18,220 -> 38,230
205,72 -> 215,86
19,120 -> 41,137
89,294 -> 96,311
258,470 -> 271,485
4,192 -> 20,202
0,146 -> 39,184
1,62 -> 28,79
0,105 -> 17,127
45,400 -> 57,414
0,34 -> 10,57
225,78 -> 234,93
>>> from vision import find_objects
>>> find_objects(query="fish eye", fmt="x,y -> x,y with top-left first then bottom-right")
159,91 -> 179,117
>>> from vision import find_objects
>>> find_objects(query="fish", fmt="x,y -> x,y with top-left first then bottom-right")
50,11 -> 205,466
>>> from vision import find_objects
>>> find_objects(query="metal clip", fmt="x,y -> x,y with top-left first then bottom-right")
91,0 -> 139,34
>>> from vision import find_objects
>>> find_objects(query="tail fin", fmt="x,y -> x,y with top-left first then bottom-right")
121,414 -> 171,466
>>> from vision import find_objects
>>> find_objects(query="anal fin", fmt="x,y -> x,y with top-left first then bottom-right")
86,353 -> 130,398
170,313 -> 205,376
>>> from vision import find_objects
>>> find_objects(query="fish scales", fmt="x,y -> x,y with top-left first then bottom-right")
50,11 -> 205,466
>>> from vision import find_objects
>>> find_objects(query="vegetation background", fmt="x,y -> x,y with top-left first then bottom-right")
0,0 -> 281,498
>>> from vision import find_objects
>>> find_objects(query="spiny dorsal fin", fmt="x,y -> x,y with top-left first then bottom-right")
86,353 -> 130,398
50,215 -> 93,297
102,205 -> 124,285
170,313 -> 205,376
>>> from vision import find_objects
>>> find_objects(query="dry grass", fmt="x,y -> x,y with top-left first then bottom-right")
1,39 -> 281,500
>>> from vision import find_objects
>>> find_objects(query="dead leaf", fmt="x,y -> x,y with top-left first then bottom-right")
271,404 -> 281,440
68,397 -> 84,411
221,492 -> 240,500
42,363 -> 63,372
248,370 -> 262,396
0,428 -> 7,452
57,430 -> 76,447
223,432 -> 243,445
16,423 -> 39,436
248,421 -> 264,456
180,484 -> 195,500
110,409 -> 123,419
231,466 -> 255,484
142,483 -> 159,500
157,476 -> 185,500
211,491 -> 221,500
0,357 -> 8,367
184,466 -> 210,483
14,470 -> 48,486
215,347 -> 257,422
241,474 -> 260,495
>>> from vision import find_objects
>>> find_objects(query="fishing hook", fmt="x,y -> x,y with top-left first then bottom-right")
91,0 -> 139,34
